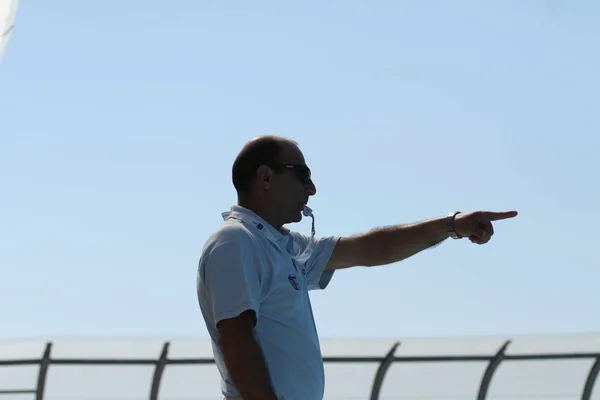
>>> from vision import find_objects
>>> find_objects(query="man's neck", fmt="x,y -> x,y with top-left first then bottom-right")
237,199 -> 284,231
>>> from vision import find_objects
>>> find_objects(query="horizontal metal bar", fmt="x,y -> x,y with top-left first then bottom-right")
164,359 -> 215,365
1,353 -> 598,367
506,353 -> 599,361
324,357 -> 384,363
392,356 -> 491,362
52,359 -> 158,365
0,389 -> 36,394
0,360 -> 40,366
389,353 -> 599,362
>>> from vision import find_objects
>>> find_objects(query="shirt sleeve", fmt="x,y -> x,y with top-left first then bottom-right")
200,232 -> 264,327
292,233 -> 340,291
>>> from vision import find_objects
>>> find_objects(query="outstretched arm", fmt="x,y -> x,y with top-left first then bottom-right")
325,210 -> 518,271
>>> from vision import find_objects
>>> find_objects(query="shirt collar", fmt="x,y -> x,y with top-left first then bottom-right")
222,205 -> 290,247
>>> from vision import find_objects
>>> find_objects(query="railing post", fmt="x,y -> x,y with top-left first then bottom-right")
582,356 -> 600,400
476,340 -> 510,400
149,341 -> 170,400
35,342 -> 53,400
369,342 -> 400,400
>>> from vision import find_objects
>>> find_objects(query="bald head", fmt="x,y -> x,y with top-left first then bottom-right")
232,135 -> 298,194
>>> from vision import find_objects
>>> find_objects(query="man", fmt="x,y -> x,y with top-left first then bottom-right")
197,135 -> 517,400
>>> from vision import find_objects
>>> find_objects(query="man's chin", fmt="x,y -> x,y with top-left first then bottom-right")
289,211 -> 303,224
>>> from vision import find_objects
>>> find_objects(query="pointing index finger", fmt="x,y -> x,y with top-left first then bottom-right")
482,210 -> 518,221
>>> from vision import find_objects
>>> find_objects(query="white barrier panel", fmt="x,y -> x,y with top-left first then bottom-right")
0,0 -> 19,64
1,334 -> 600,400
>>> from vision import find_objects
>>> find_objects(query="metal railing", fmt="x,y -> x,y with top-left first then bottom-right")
1,339 -> 599,400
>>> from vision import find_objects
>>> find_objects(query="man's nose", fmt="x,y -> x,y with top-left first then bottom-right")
305,180 -> 316,196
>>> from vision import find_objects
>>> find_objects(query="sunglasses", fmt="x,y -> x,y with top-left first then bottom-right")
278,164 -> 312,185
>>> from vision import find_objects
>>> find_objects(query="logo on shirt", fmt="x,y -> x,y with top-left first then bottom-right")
301,268 -> 306,276
288,274 -> 301,290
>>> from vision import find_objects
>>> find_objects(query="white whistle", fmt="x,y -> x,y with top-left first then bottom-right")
302,205 -> 313,217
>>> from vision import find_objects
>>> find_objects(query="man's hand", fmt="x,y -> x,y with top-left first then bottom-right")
454,210 -> 518,245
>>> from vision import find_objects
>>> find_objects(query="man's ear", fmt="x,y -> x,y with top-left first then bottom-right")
256,165 -> 273,190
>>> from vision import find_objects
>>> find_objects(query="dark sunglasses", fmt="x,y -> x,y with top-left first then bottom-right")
279,164 -> 312,184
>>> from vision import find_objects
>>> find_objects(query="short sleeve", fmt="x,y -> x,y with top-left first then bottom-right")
199,232 -> 264,327
291,233 -> 340,291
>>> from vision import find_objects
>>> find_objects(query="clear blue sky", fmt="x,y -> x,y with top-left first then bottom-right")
1,0 -> 599,340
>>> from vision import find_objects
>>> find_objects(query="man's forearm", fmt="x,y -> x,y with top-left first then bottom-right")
357,216 -> 449,266
220,334 -> 279,400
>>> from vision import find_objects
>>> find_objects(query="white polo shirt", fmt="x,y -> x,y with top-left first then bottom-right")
197,205 -> 340,400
